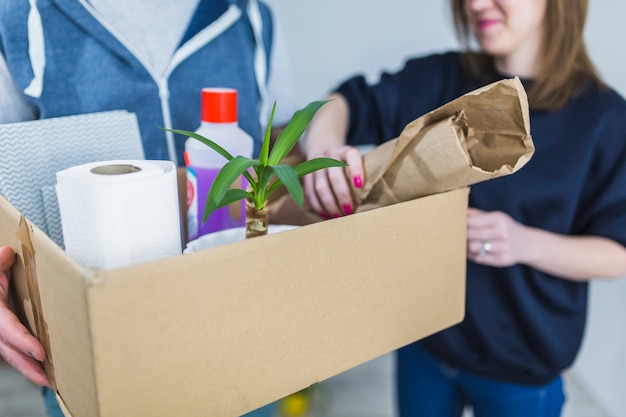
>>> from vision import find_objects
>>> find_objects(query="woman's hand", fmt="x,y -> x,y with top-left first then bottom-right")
303,145 -> 363,218
466,208 -> 530,267
465,208 -> 626,280
0,246 -> 50,387
303,93 -> 364,218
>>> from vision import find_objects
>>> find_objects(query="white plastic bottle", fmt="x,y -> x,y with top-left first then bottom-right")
185,88 -> 254,240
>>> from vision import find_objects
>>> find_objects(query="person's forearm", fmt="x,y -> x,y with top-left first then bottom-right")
521,228 -> 626,281
303,93 -> 350,158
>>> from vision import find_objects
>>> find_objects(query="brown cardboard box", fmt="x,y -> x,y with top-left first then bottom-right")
1,185 -> 468,417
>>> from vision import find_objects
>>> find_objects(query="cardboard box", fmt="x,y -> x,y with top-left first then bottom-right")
1,186 -> 468,417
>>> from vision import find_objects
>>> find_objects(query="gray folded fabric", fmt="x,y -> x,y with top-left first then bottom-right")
0,111 -> 144,247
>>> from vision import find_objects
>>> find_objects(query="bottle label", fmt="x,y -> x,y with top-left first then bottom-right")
186,167 -> 199,240
186,165 -> 247,240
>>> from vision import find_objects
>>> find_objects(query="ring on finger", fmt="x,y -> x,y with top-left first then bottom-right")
479,241 -> 492,256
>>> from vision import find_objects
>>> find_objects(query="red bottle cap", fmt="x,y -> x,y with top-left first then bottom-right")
201,88 -> 238,123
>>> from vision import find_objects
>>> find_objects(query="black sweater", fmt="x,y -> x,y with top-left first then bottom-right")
336,52 -> 626,385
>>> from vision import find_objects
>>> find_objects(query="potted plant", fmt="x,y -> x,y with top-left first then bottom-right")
166,100 -> 346,239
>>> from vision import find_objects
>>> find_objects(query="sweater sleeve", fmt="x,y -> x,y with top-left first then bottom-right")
335,52 -> 468,148
335,72 -> 407,148
0,53 -> 37,123
575,92 -> 626,246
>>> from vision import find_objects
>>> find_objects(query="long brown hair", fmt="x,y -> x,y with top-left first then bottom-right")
450,0 -> 603,111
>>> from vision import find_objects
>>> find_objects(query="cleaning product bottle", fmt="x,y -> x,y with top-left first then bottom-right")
185,88 -> 254,240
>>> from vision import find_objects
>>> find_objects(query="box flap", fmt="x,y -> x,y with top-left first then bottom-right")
0,194 -> 100,417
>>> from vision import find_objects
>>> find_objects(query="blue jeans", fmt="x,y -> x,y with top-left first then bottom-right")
396,344 -> 565,417
43,387 -> 276,417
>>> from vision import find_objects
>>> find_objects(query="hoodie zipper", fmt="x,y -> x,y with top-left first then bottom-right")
75,0 -> 244,165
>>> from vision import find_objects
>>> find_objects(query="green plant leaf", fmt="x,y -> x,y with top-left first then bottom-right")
271,164 -> 304,207
259,102 -> 276,167
255,165 -> 274,203
204,155 -> 260,222
164,126 -> 257,186
165,99 -> 347,227
215,189 -> 254,209
293,157 -> 349,177
267,158 -> 348,194
268,100 -> 329,166
160,127 -> 234,161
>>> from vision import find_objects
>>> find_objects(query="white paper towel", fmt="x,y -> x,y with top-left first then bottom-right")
56,160 -> 182,270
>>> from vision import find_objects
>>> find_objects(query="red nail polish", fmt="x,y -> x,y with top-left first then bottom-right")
353,176 -> 362,188
343,204 -> 353,215
320,212 -> 329,220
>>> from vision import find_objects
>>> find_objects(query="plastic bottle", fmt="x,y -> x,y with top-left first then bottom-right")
185,88 -> 254,240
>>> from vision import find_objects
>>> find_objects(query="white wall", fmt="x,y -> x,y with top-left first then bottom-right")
268,1 -> 457,108
575,280 -> 626,417
265,1 -> 626,416
268,0 -> 626,104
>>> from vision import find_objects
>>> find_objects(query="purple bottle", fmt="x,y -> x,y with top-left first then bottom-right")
185,88 -> 253,240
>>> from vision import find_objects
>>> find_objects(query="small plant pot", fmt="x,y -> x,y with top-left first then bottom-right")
245,198 -> 269,239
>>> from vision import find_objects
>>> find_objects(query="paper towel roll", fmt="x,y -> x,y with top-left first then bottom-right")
56,160 -> 182,270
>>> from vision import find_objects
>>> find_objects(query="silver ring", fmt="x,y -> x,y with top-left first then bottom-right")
479,241 -> 492,256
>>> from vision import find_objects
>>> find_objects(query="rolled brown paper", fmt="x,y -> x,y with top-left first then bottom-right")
270,77 -> 534,225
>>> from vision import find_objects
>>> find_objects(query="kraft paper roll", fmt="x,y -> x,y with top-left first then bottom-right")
56,160 -> 182,270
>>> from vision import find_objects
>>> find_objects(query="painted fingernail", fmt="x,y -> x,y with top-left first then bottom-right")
343,204 -> 353,215
333,213 -> 340,219
319,212 -> 329,220
353,176 -> 363,188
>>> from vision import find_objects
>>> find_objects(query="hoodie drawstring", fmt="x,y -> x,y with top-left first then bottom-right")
25,0 -> 45,98
247,0 -> 270,128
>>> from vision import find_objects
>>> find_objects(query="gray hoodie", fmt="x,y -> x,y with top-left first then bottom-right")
0,0 -> 290,165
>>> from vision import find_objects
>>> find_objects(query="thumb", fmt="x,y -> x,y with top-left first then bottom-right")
0,246 -> 16,297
